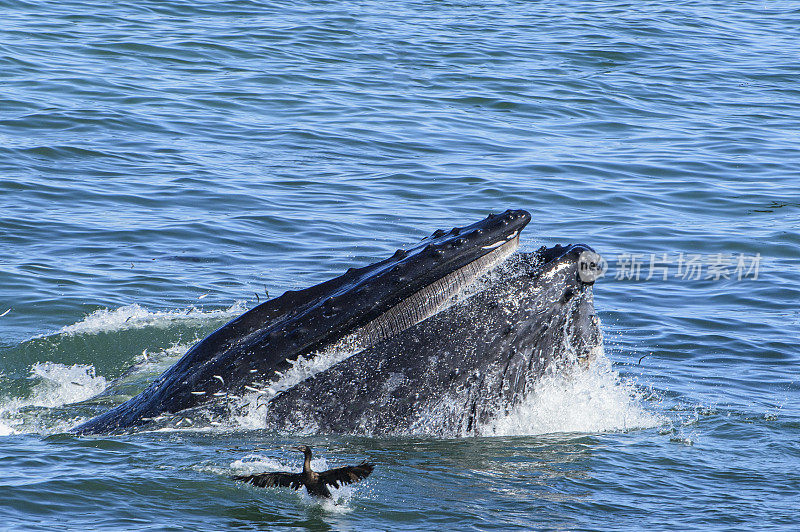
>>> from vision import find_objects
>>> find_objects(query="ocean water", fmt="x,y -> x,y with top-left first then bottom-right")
1,0 -> 798,529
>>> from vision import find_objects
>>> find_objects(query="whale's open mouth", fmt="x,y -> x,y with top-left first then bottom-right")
348,232 -> 520,351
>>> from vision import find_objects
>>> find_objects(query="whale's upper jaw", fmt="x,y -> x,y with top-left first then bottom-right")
244,208 -> 531,325
263,208 -> 533,360
246,208 -> 533,357
342,208 -> 531,301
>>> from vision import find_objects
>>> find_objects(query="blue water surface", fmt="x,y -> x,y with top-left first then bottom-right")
1,0 -> 798,529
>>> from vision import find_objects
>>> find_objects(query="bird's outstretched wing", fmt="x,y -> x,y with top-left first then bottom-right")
232,471 -> 303,490
318,461 -> 374,489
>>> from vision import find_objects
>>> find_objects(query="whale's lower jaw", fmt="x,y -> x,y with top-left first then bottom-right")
263,245 -> 602,437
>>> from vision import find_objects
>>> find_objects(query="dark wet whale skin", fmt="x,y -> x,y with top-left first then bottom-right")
264,244 -> 602,436
72,210 -> 531,434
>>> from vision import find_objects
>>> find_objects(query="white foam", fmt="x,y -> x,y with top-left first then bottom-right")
482,351 -> 664,436
231,390 -> 276,430
56,301 -> 248,336
0,363 -> 109,435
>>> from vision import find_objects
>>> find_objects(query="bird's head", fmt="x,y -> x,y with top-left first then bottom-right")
291,444 -> 312,456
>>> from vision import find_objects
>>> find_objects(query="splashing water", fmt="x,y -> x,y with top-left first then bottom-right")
0,363 -> 108,435
483,352 -> 665,436
55,301 -> 248,336
4,298 -> 661,440
230,345 -> 662,438
230,345 -> 363,431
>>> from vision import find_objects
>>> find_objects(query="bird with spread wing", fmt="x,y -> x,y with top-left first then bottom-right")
231,445 -> 374,498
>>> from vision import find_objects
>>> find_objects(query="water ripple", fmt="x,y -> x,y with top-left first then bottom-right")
1,0 -> 799,528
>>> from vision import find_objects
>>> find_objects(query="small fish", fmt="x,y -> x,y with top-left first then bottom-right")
141,415 -> 167,422
198,294 -> 208,300
0,308 -> 10,317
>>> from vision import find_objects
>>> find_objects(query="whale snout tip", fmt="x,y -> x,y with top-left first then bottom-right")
506,209 -> 531,223
484,208 -> 531,232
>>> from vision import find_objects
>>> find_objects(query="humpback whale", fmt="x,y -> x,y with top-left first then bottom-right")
72,209 -> 603,436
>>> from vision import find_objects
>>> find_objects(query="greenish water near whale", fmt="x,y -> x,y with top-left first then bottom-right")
1,0 -> 798,529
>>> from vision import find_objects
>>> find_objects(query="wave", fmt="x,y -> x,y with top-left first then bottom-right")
0,362 -> 108,435
1,302 -> 251,435
55,301 -> 248,336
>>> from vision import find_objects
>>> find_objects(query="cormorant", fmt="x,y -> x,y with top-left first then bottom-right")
231,445 -> 374,499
